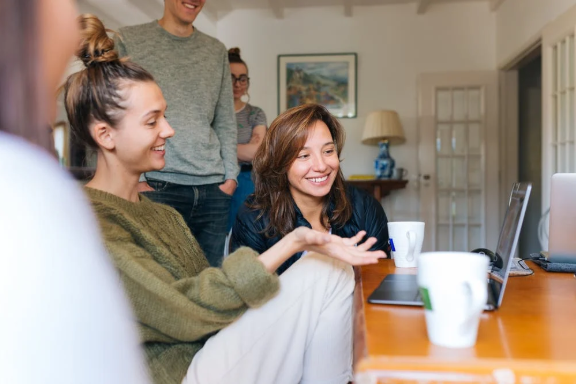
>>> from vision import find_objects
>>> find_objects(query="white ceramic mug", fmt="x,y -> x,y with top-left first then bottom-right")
392,167 -> 408,180
387,221 -> 425,268
417,252 -> 489,349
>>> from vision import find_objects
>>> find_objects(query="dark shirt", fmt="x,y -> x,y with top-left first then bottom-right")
231,184 -> 390,274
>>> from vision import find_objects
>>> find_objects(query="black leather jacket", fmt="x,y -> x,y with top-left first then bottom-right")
231,185 -> 390,275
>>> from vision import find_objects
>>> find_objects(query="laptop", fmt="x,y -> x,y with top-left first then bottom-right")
547,173 -> 576,264
368,182 -> 532,311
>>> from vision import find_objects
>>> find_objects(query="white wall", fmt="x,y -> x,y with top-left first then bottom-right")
194,13 -> 218,37
496,0 -> 576,66
216,3 -> 496,220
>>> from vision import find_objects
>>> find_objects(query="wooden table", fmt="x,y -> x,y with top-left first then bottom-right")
347,179 -> 408,201
353,259 -> 576,383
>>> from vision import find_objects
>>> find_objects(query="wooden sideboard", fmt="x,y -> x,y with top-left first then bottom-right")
347,179 -> 408,201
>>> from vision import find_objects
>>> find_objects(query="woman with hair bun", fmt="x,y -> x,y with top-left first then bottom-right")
227,47 -> 267,230
65,14 -> 385,384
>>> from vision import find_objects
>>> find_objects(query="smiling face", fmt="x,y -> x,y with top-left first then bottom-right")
163,0 -> 206,26
111,81 -> 175,175
287,120 -> 340,205
230,62 -> 249,101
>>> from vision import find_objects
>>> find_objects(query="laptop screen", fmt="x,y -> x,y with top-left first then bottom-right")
549,173 -> 576,261
489,182 -> 532,307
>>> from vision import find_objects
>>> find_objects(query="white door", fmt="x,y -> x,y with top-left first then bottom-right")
418,72 -> 499,252
542,5 -> 576,217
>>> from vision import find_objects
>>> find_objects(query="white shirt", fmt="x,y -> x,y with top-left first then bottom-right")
0,133 -> 150,383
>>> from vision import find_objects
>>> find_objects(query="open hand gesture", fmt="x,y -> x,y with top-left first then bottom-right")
293,227 -> 387,266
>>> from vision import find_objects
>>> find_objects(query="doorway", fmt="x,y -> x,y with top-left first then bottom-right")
517,52 -> 542,257
417,72 -> 500,252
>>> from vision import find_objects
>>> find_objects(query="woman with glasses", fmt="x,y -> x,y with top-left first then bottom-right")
227,47 -> 267,230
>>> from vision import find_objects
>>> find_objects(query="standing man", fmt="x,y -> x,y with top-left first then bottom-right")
116,0 -> 238,266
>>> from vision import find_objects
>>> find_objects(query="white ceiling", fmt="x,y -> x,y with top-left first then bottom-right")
218,0 -> 506,17
79,0 -> 507,27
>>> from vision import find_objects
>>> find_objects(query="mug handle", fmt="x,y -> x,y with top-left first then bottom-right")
405,230 -> 416,262
460,279 -> 487,332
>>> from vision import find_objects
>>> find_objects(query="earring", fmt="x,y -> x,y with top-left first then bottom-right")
241,92 -> 250,104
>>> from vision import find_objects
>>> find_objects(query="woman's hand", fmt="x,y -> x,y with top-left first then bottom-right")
137,182 -> 155,192
301,229 -> 387,266
219,179 -> 237,196
258,227 -> 329,273
258,227 -> 386,273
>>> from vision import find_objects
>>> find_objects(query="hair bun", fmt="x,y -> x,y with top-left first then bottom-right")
228,47 -> 241,58
77,14 -> 119,67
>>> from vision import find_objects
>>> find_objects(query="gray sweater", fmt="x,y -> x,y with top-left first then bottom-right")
116,22 -> 239,185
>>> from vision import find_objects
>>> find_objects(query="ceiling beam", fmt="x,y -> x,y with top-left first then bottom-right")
416,0 -> 433,15
489,0 -> 507,12
269,0 -> 284,19
344,0 -> 353,17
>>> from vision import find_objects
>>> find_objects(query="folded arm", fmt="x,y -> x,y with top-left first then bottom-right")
237,125 -> 266,163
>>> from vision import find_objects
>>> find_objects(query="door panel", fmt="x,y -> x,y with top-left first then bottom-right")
542,6 -> 576,217
418,72 -> 499,252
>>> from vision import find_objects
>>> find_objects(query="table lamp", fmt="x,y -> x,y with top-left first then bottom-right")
361,110 -> 406,179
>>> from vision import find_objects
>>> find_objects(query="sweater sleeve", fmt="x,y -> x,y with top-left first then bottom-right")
213,48 -> 239,182
103,220 -> 279,344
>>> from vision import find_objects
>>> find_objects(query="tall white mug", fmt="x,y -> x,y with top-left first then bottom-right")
387,221 -> 425,268
417,252 -> 489,348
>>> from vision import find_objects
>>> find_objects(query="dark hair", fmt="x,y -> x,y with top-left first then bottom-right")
0,0 -> 50,148
63,14 -> 155,149
228,47 -> 247,70
251,104 -> 352,238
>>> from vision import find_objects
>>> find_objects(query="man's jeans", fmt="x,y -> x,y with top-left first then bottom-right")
143,180 -> 231,267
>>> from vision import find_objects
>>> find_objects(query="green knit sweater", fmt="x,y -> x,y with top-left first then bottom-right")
85,187 -> 280,384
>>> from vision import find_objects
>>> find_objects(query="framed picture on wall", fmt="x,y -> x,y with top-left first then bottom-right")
277,53 -> 357,118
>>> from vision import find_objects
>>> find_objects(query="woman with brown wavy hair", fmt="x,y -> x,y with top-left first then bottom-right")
232,103 -> 391,274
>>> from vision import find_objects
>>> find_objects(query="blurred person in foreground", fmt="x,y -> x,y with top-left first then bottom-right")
0,1 -> 150,383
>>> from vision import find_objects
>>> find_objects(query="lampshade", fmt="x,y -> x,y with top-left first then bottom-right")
361,110 -> 406,145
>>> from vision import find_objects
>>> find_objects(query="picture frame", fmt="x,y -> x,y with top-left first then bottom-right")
277,53 -> 357,118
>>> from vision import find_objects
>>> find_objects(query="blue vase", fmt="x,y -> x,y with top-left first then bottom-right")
374,141 -> 395,179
